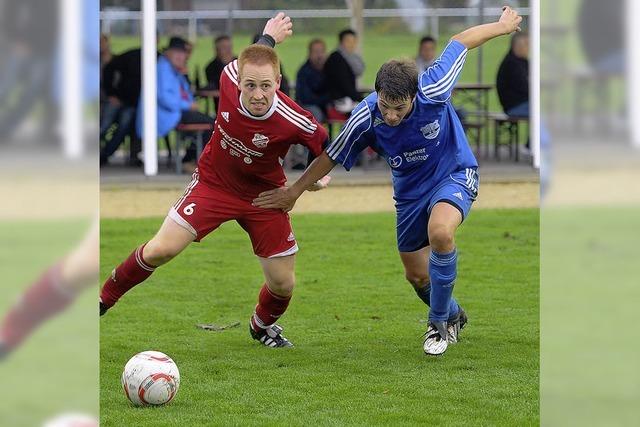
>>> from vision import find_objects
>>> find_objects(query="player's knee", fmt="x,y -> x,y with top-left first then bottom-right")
428,225 -> 456,253
143,240 -> 181,266
405,273 -> 429,289
267,274 -> 295,297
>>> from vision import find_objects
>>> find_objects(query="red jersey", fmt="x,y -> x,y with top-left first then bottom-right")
197,59 -> 328,200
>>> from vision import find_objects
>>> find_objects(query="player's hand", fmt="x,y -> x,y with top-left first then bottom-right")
306,175 -> 331,192
252,186 -> 299,212
263,12 -> 293,44
499,6 -> 522,34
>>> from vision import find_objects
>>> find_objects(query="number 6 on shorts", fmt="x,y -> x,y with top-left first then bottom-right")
183,203 -> 196,216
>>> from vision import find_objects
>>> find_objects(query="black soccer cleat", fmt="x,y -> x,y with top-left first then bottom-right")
250,323 -> 293,348
99,300 -> 109,316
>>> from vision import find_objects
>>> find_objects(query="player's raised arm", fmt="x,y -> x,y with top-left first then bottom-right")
252,152 -> 337,212
260,12 -> 293,45
451,6 -> 522,50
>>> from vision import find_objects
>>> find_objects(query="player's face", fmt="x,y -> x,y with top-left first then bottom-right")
377,95 -> 414,127
239,62 -> 281,116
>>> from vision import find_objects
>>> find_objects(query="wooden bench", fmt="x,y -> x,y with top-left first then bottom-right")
490,113 -> 529,161
174,122 -> 214,174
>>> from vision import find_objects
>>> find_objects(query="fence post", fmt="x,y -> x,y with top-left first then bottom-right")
189,15 -> 197,41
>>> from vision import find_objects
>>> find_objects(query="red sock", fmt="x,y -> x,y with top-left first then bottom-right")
99,243 -> 156,308
251,284 -> 292,330
0,262 -> 74,350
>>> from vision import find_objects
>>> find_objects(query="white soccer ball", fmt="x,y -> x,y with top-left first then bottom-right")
121,350 -> 180,406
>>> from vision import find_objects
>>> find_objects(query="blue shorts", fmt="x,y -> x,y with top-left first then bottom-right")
396,168 -> 478,252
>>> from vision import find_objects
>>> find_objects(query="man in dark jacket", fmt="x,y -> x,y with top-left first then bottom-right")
295,39 -> 329,122
100,47 -> 143,165
496,32 -> 529,117
204,35 -> 236,112
323,29 -> 365,106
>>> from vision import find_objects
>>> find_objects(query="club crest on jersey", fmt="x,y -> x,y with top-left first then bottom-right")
221,111 -> 229,122
252,133 -> 269,148
388,155 -> 403,168
420,120 -> 440,140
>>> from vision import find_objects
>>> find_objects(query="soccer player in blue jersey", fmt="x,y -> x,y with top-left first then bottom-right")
253,7 -> 522,355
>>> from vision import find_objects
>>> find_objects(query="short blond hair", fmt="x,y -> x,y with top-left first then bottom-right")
238,44 -> 280,78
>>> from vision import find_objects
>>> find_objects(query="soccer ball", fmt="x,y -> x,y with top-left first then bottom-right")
121,350 -> 180,406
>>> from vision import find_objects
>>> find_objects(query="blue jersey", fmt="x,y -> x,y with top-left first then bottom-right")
326,40 -> 478,202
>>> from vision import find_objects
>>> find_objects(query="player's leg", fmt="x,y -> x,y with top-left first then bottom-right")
240,206 -> 298,348
248,255 -> 296,347
400,247 -> 461,319
99,215 -> 195,314
420,203 -> 461,355
422,169 -> 477,355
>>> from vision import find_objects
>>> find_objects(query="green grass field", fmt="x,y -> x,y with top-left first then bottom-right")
100,209 -> 539,426
0,221 -> 98,425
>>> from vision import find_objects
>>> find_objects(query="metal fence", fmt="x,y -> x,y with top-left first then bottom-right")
100,7 -> 530,41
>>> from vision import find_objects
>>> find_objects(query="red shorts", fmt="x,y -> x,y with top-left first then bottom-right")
168,171 -> 298,258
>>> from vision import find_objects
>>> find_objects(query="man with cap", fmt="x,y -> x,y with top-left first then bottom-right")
135,36 -> 214,167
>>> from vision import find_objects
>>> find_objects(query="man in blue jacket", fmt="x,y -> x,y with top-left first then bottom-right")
136,37 -> 214,165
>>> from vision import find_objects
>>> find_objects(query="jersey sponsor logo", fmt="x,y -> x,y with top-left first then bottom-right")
217,124 -> 263,165
373,116 -> 385,127
403,147 -> 429,163
388,155 -> 403,168
221,111 -> 229,122
420,120 -> 440,140
453,192 -> 463,200
251,133 -> 269,148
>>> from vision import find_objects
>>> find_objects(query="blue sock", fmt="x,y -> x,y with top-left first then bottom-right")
428,249 -> 458,322
414,283 -> 460,320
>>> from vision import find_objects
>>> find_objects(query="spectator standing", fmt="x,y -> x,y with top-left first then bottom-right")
323,29 -> 365,110
415,36 -> 437,73
295,38 -> 329,122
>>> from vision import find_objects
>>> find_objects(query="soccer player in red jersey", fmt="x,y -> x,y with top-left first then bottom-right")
99,13 -> 330,347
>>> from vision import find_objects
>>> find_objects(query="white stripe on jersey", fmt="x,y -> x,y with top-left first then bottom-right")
277,104 -> 316,131
278,101 -> 317,131
421,43 -> 466,92
276,104 -> 315,133
423,53 -> 467,99
231,60 -> 238,79
421,44 -> 467,97
276,105 -> 317,134
326,106 -> 370,158
223,65 -> 238,86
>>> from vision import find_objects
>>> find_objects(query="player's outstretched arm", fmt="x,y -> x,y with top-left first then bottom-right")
451,6 -> 522,50
252,152 -> 337,212
262,12 -> 293,45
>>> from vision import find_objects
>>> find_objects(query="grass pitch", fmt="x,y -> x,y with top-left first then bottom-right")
100,209 -> 538,426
